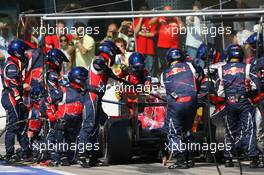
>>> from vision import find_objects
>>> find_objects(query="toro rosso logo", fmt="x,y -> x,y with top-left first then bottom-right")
223,67 -> 244,76
166,67 -> 186,78
32,68 -> 43,82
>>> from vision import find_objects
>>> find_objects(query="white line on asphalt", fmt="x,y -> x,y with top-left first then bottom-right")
34,166 -> 77,175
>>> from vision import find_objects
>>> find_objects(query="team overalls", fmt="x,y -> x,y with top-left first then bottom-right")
162,62 -> 198,163
216,62 -> 258,159
1,56 -> 29,159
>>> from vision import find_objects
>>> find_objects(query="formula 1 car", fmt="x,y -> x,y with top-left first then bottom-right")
100,83 -> 167,164
100,82 -> 226,164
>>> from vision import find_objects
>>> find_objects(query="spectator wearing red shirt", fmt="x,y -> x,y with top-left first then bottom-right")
43,35 -> 54,53
52,20 -> 73,49
150,5 -> 185,75
132,3 -> 156,76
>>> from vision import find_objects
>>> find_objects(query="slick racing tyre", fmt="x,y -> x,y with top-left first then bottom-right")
103,118 -> 133,164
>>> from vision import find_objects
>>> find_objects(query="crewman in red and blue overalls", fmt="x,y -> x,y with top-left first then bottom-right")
1,40 -> 32,163
215,44 -> 259,168
48,66 -> 88,166
27,85 -> 46,161
246,33 -> 264,166
44,49 -> 69,166
77,40 -> 122,168
162,48 -> 198,169
114,52 -> 151,116
23,47 -> 46,108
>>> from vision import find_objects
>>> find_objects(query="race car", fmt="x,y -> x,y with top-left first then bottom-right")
100,82 -> 167,164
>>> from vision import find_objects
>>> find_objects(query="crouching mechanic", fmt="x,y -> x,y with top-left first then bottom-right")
123,52 -> 150,85
44,49 -> 69,166
114,52 -> 151,115
1,40 -> 32,163
216,44 -> 260,168
47,66 -> 88,166
27,85 -> 46,161
161,48 -> 198,169
77,40 -> 122,167
45,49 -> 69,113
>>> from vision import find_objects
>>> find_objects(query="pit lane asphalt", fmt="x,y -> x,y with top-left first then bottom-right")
1,137 -> 264,175
36,161 -> 264,175
0,151 -> 264,175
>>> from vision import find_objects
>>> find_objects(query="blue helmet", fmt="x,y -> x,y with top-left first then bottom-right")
68,66 -> 88,87
196,43 -> 207,60
246,32 -> 263,50
46,49 -> 69,72
31,85 -> 45,103
226,44 -> 244,62
129,52 -> 145,71
197,43 -> 218,63
97,40 -> 122,66
8,39 -> 32,64
166,48 -> 185,65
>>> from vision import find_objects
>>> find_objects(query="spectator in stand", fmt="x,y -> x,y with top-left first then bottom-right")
72,22 -> 95,68
118,20 -> 135,52
44,35 -> 54,54
185,1 -> 203,60
150,5 -> 185,75
22,17 -> 38,48
101,23 -> 118,43
2,16 -> 15,43
59,34 -> 74,73
0,21 -> 9,62
133,3 -> 156,77
52,20 -> 73,49
114,37 -> 132,66
57,20 -> 67,35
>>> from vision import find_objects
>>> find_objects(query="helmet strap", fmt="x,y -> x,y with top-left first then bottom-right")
69,82 -> 83,89
47,62 -> 61,73
100,52 -> 112,66
9,55 -> 20,62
